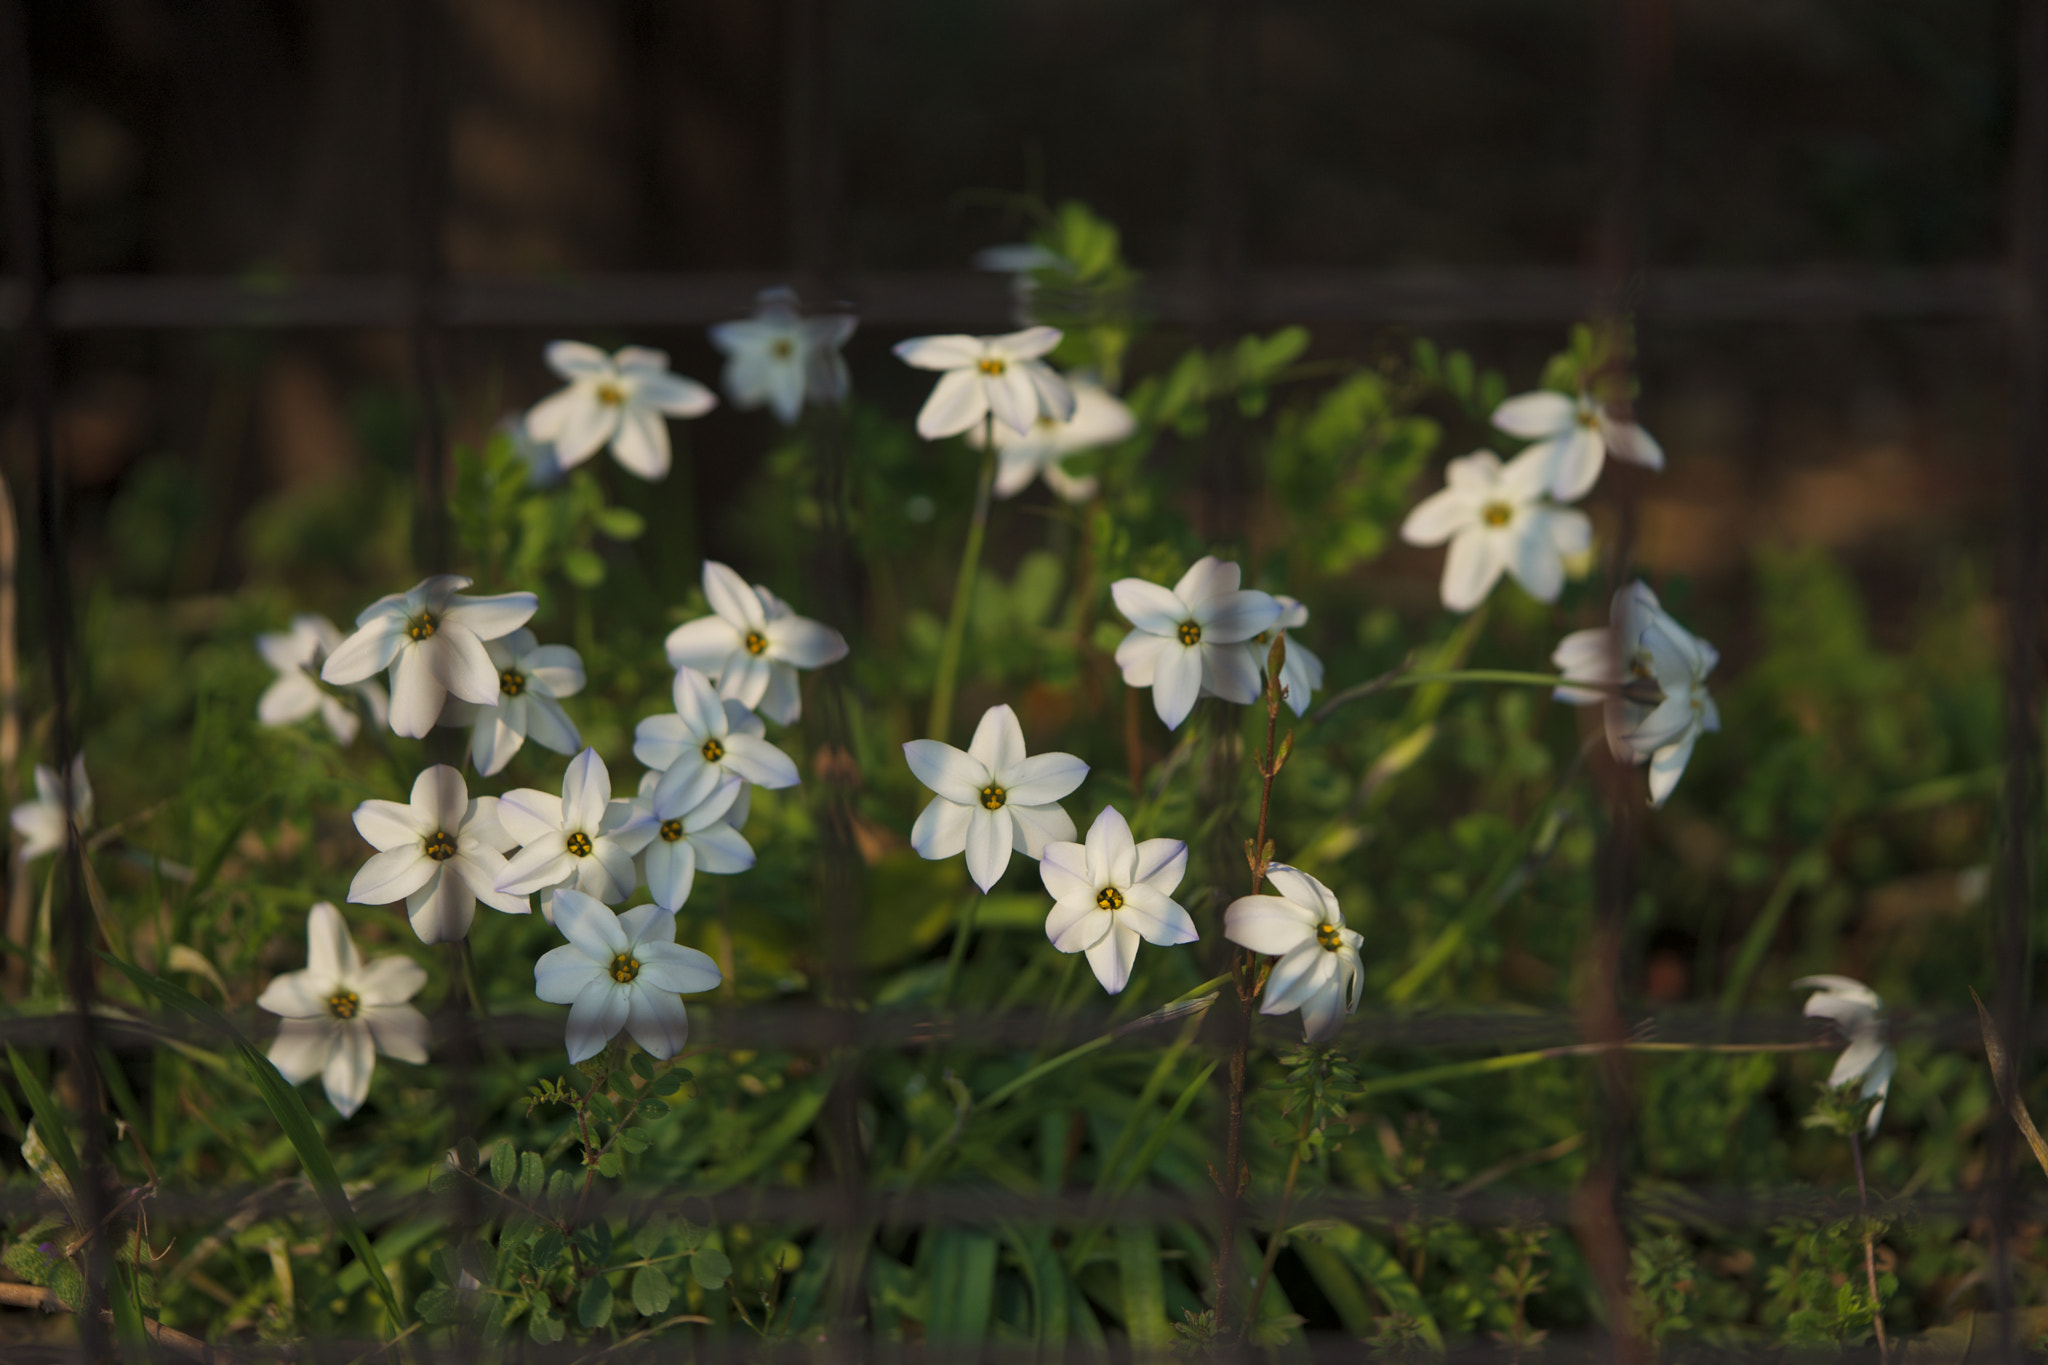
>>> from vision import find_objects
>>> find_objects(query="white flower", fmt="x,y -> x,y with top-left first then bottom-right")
257,902 -> 428,1118
1225,865 -> 1365,1042
1492,388 -> 1664,503
347,765 -> 529,944
496,749 -> 651,908
256,615 -> 389,743
525,342 -> 717,481
708,287 -> 857,425
625,765 -> 755,911
500,413 -> 564,489
634,665 -> 800,798
1239,596 -> 1325,718
1040,806 -> 1196,994
1111,557 -> 1282,731
968,378 -> 1133,502
435,630 -> 585,778
1553,582 -> 1720,807
892,327 -> 1076,439
1795,974 -> 1895,1136
904,703 -> 1088,893
663,560 -> 848,725
1398,449 -> 1593,613
319,575 -> 538,739
534,889 -> 721,1064
11,755 -> 89,861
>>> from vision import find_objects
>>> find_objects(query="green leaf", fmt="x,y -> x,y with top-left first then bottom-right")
5,1046 -> 82,1198
562,547 -> 606,587
637,1098 -> 669,1119
416,1286 -> 457,1325
631,1265 -> 672,1318
592,506 -> 646,541
490,1141 -> 515,1189
528,1306 -> 564,1344
631,1216 -> 667,1260
518,1151 -> 545,1202
629,1054 -> 654,1081
690,1246 -> 732,1290
577,1275 -> 613,1329
530,1228 -> 564,1273
1116,1224 -> 1170,1347
596,1149 -> 624,1178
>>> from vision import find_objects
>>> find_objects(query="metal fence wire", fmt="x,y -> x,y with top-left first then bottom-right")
0,0 -> 2043,1360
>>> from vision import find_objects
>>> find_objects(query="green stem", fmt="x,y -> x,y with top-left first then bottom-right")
977,974 -> 1228,1114
1312,666 -> 1590,725
926,418 -> 999,744
1353,1037 -> 1822,1101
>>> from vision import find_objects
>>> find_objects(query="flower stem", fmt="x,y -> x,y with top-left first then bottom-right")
1243,1106 -> 1314,1335
926,416 -> 999,744
1851,1128 -> 1888,1361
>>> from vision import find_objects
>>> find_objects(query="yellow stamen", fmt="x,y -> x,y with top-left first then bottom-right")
423,831 -> 457,862
406,612 -> 437,641
566,832 -> 593,858
609,954 -> 640,984
659,819 -> 684,843
499,669 -> 525,696
1177,621 -> 1202,647
979,785 -> 1007,811
1096,887 -> 1125,911
1316,923 -> 1343,952
978,357 -> 1006,376
328,991 -> 361,1020
701,737 -> 725,763
743,631 -> 768,656
1482,502 -> 1514,528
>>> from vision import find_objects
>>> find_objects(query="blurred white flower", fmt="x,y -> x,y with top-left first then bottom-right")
627,764 -> 754,912
1553,582 -> 1720,807
534,889 -> 721,1064
904,703 -> 1087,893
708,287 -> 856,425
347,765 -> 528,944
1040,806 -> 1195,994
11,755 -> 89,861
1399,449 -> 1592,613
499,413 -> 564,489
663,560 -> 848,726
635,665 -> 799,796
496,749 -> 651,907
1223,865 -> 1364,1042
258,902 -> 428,1118
1111,557 -> 1281,731
892,327 -> 1075,439
525,342 -> 717,481
320,575 -> 537,739
257,615 -> 389,744
436,629 -> 585,778
1240,596 -> 1324,718
968,378 -> 1132,502
1492,388 -> 1663,503
1795,974 -> 1895,1136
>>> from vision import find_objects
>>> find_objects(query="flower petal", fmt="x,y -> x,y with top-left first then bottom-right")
1191,590 -> 1281,644
496,790 -> 564,845
719,733 -> 799,789
1491,390 -> 1574,439
1223,894 -> 1317,956
1006,801 -> 1076,858
534,944 -> 595,1004
363,1003 -> 430,1064
635,941 -> 723,994
966,704 -> 1027,776
1151,642 -> 1203,730
349,846 -> 436,906
411,765 -> 469,836
1049,904 -> 1114,954
915,369 -> 989,440
256,969 -> 328,1019
1440,528 -> 1502,613
441,591 -> 538,643
764,614 -> 847,669
610,405 -> 673,480
1110,578 -> 1187,635
403,869 -> 477,944
892,334 -> 985,370
564,978 -> 629,1064
321,1024 -> 376,1118
904,740 -> 988,805
1173,556 -> 1240,605
353,798 -> 429,852
1200,641 -> 1264,705
688,822 -> 755,875
665,616 -> 743,676
268,1018 -> 338,1084
354,954 -> 428,1006
964,808 -> 1014,892
1038,840 -> 1093,903
425,625 -> 502,707
624,989 -> 691,1059
1118,884 -> 1199,946
911,797 -> 972,862
632,371 -> 717,418
993,326 -> 1063,361
545,340 -> 614,380
1001,751 -> 1088,805
1131,838 -> 1189,894
320,616 -> 406,687
387,645 -> 447,739
561,749 -> 613,833
1113,630 -> 1172,687
1399,484 -> 1472,547
1083,924 -> 1142,994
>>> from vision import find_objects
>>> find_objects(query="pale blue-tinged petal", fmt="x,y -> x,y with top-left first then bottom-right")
496,840 -> 574,897
441,591 -> 538,643
1399,483 -> 1474,547
1193,590 -> 1282,645
552,888 -> 626,960
449,850 -> 531,917
1548,425 -> 1606,502
764,614 -> 847,669
904,740 -> 988,805
1603,415 -> 1664,470
1022,360 -> 1075,422
321,1024 -> 377,1118
669,665 -> 726,735
363,1003 -> 430,1064
720,733 -> 799,788
1132,838 -> 1189,894
386,646 -> 446,739
354,798 -> 429,852
624,989 -> 691,1060
495,789 -> 563,845
320,616 -> 407,686
1491,390 -> 1573,439
1006,801 -> 1075,858
635,941 -> 722,994
911,797 -> 972,862
967,704 -> 1027,775
893,334 -> 985,371
424,624 -> 501,707
609,404 -> 673,480
617,902 -> 674,948
268,1018 -> 338,1084
470,704 -> 525,777
631,371 -> 717,418
545,340 -> 613,380
1050,904 -> 1114,954
916,369 -> 989,440
1084,924 -> 1142,995
1506,520 -> 1565,604
985,362 -> 1037,435
1296,980 -> 1349,1042
1111,578 -> 1187,635
1263,942 -> 1336,1015
257,969 -> 328,1019
719,650 -> 773,711
528,386 -> 617,469
403,870 -> 476,944
1151,643 -> 1203,730
586,838 -> 640,902
1173,556 -> 1240,606
1646,729 -> 1700,808
411,765 -> 469,836
534,945 -> 595,1003
521,694 -> 581,756
1114,630 -> 1173,687
561,749 -> 612,833
688,823 -> 754,875
1000,751 -> 1088,805
564,978 -> 629,1063
645,839 -> 696,911
634,715 -> 693,772
1038,840 -> 1093,903
258,674 -> 322,727
1119,884 -> 1198,946
964,808 -> 1014,892
758,662 -> 803,724
665,616 -> 743,676
652,761 -> 724,820
1223,894 -> 1317,956
1200,640 -> 1264,704
349,846 -> 436,906
992,326 -> 1063,361
1265,865 -> 1339,921
1440,528 -> 1503,613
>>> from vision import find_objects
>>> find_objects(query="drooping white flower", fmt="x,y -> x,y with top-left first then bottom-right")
708,287 -> 857,425
634,665 -> 800,798
1795,974 -> 1895,1136
1111,557 -> 1282,731
1492,388 -> 1664,503
257,902 -> 428,1118
1399,449 -> 1593,613
892,327 -> 1076,440
968,378 -> 1133,502
625,765 -> 755,912
1553,582 -> 1720,807
11,755 -> 89,861
904,703 -> 1087,893
320,575 -> 538,739
347,765 -> 529,944
534,889 -> 721,1064
1040,806 -> 1196,994
1238,596 -> 1325,719
663,560 -> 848,726
256,615 -> 389,744
435,630 -> 585,778
1224,865 -> 1365,1043
525,342 -> 717,481
496,749 -> 651,908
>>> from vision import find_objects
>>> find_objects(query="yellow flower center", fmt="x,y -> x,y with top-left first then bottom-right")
1096,887 -> 1125,911
1481,501 -> 1514,527
499,669 -> 525,696
1177,620 -> 1202,647
771,338 -> 795,360
597,382 -> 625,406
979,785 -> 1007,811
1576,406 -> 1598,428
566,832 -> 594,858
978,357 -> 1007,376
328,991 -> 361,1020
423,831 -> 457,862
701,737 -> 725,763
406,612 -> 438,641
659,819 -> 684,843
609,953 -> 640,984
1316,923 -> 1343,952
744,631 -> 768,656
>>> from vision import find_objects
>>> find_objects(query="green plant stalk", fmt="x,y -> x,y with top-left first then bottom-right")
1851,1128 -> 1888,1361
1353,1037 -> 1820,1100
1242,1104 -> 1315,1334
926,417 -> 999,744
1718,846 -> 1829,1011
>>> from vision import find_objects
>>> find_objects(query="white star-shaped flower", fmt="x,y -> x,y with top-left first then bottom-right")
968,378 -> 1133,502
904,703 -> 1088,893
663,560 -> 848,726
1399,448 -> 1592,613
258,902 -> 429,1118
1111,557 -> 1282,731
634,664 -> 800,796
11,755 -> 89,861
535,889 -> 722,1064
626,764 -> 755,912
319,575 -> 538,739
1492,388 -> 1664,503
435,629 -> 585,777
1224,865 -> 1365,1042
256,615 -> 389,744
1236,595 -> 1324,718
347,765 -> 529,944
708,287 -> 857,425
892,327 -> 1076,439
1553,582 -> 1720,807
1040,806 -> 1196,994
1795,974 -> 1895,1136
524,342 -> 717,481
496,749 -> 652,908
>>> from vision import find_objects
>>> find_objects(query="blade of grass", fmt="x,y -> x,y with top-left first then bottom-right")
1719,846 -> 1829,1012
1974,987 -> 2048,1179
5,1043 -> 82,1193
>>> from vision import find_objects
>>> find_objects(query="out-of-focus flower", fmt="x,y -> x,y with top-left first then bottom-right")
663,561 -> 848,726
628,765 -> 754,912
1239,596 -> 1324,719
320,575 -> 537,739
499,413 -> 563,489
436,630 -> 584,778
497,750 -> 650,908
347,765 -> 527,944
968,378 -> 1132,502
892,328 -> 1075,439
1040,806 -> 1195,994
534,889 -> 721,1064
1111,557 -> 1281,730
1795,974 -> 1895,1136
1553,582 -> 1719,807
258,902 -> 428,1118
257,615 -> 389,744
708,287 -> 857,425
525,342 -> 717,481
12,755 -> 90,861
1399,449 -> 1592,613
1224,865 -> 1364,1042
1492,388 -> 1663,503
904,703 -> 1087,893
